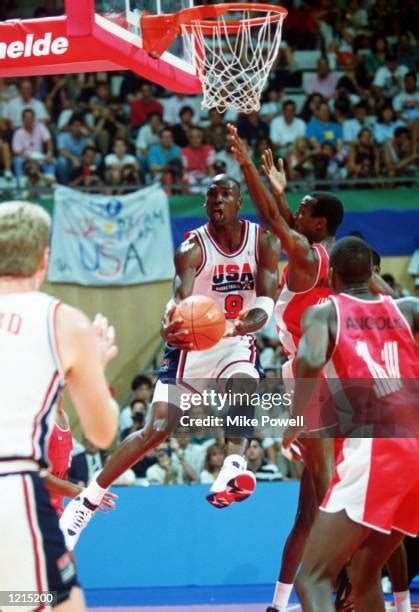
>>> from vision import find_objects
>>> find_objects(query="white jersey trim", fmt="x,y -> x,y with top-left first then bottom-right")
47,299 -> 65,386
203,220 -> 249,258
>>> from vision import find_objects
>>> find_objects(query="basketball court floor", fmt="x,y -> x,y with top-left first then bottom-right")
88,604 -> 419,611
86,586 -> 419,611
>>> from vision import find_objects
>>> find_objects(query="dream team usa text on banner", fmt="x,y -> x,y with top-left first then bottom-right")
48,184 -> 174,286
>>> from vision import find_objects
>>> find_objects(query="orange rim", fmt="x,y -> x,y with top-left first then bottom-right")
180,3 -> 287,35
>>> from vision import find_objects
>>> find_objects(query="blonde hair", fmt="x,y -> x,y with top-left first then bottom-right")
0,201 -> 51,276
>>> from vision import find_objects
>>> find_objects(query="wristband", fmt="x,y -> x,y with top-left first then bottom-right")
253,296 -> 275,320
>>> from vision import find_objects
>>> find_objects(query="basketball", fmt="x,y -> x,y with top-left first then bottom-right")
173,295 -> 226,351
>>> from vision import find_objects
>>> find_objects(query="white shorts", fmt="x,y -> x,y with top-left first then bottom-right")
154,335 -> 262,406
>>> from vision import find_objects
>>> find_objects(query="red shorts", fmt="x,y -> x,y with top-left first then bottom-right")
321,437 -> 419,536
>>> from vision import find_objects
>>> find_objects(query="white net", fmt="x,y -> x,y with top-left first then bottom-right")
182,9 -> 286,114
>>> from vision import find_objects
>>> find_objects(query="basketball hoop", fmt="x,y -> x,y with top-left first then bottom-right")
141,3 -> 288,113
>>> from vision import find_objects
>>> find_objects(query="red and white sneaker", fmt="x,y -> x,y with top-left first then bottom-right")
206,454 -> 256,509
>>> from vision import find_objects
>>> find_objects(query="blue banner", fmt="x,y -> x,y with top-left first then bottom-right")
48,185 -> 175,286
170,211 -> 419,256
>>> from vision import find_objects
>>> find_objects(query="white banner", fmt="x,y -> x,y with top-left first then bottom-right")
48,184 -> 174,286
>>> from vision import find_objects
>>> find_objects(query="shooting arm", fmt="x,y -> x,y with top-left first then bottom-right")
166,236 -> 201,309
160,237 -> 202,348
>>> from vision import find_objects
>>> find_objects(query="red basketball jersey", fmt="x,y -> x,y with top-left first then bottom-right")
275,243 -> 331,357
48,423 -> 73,516
325,293 -> 419,434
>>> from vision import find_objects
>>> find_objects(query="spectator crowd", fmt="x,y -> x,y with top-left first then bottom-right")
0,0 -> 418,197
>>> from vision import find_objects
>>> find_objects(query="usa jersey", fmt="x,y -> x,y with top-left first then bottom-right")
48,423 -> 73,515
325,293 -> 419,434
189,220 -> 261,330
275,243 -> 330,357
0,292 -> 64,474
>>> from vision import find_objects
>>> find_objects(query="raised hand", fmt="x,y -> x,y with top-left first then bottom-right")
226,123 -> 251,165
92,313 -> 118,367
261,149 -> 287,196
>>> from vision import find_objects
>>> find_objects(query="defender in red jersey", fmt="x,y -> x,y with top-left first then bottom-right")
284,237 -> 419,612
229,126 -> 345,611
47,398 -> 73,516
43,396 -> 117,517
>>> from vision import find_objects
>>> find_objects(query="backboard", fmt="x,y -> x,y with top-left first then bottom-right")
0,0 -> 201,93
85,0 -> 201,92
94,0 -> 196,78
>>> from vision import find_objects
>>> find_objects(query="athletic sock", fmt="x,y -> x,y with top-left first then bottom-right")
273,581 -> 293,611
223,454 -> 247,470
394,590 -> 411,612
83,478 -> 108,506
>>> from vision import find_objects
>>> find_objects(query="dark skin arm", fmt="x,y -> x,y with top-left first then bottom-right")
260,147 -> 294,227
396,297 -> 419,340
160,236 -> 201,350
283,301 -> 336,448
228,124 -> 320,290
369,272 -> 397,298
226,229 -> 281,336
42,472 -> 117,512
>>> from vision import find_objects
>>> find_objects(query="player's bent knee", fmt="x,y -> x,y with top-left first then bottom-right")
295,573 -> 313,602
145,401 -> 180,442
55,586 -> 85,611
296,570 -> 332,602
226,373 -> 258,396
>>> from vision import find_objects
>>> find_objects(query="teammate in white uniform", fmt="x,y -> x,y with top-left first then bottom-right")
60,174 -> 280,549
0,201 -> 118,611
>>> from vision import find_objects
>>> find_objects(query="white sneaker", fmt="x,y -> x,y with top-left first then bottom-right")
59,495 -> 97,550
206,455 -> 256,509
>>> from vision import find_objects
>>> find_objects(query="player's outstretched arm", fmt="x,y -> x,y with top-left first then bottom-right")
56,306 -> 119,449
227,230 -> 281,336
42,474 -> 117,512
227,124 -> 312,264
261,148 -> 294,228
43,473 -> 82,499
160,236 -> 201,350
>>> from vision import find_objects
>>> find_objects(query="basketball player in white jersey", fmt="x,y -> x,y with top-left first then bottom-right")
0,201 -> 119,612
60,173 -> 281,550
